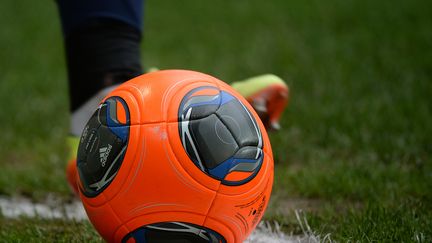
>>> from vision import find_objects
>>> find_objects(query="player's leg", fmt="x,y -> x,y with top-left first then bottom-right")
231,74 -> 289,131
57,0 -> 145,194
58,0 -> 289,195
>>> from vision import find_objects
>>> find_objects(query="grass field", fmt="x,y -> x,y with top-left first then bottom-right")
1,0 -> 431,241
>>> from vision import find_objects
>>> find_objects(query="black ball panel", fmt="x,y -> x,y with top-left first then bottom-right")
77,96 -> 130,197
122,222 -> 226,243
178,87 -> 264,185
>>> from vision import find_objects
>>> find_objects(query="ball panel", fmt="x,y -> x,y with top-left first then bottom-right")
77,96 -> 130,197
122,212 -> 210,243
178,86 -> 265,186
121,222 -> 226,243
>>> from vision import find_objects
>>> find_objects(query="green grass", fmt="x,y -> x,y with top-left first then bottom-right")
311,199 -> 432,242
1,0 -> 431,241
0,217 -> 101,242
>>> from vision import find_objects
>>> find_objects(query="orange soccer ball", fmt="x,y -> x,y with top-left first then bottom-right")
76,70 -> 274,243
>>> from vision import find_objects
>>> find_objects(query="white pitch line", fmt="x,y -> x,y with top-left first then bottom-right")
0,196 -> 320,243
245,221 -> 319,243
0,196 -> 87,221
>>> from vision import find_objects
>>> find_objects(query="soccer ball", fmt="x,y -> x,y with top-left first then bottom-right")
76,70 -> 274,242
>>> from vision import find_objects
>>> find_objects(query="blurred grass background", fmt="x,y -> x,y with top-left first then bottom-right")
0,0 -> 431,241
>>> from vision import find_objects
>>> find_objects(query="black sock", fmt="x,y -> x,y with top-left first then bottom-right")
64,18 -> 143,112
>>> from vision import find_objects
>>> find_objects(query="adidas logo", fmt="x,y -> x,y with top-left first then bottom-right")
99,144 -> 113,167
